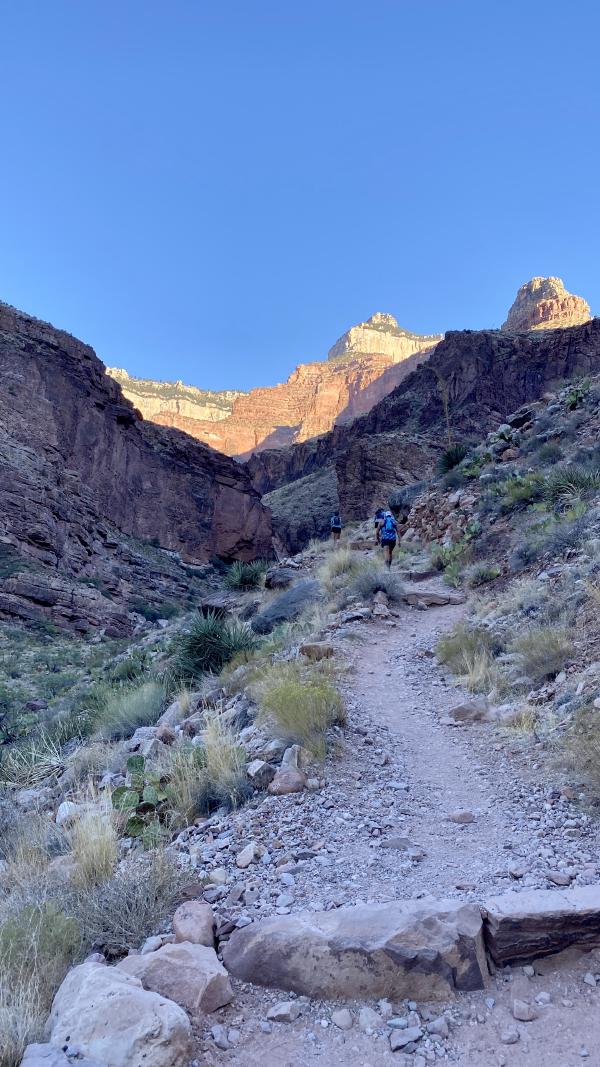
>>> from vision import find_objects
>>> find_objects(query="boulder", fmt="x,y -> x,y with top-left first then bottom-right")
264,567 -> 297,590
444,697 -> 491,724
251,580 -> 320,635
403,589 -> 466,607
118,941 -> 233,1018
21,1045 -> 105,1067
483,886 -> 600,965
172,900 -> 215,947
268,768 -> 307,795
55,801 -> 82,828
246,759 -> 276,789
48,961 -> 192,1067
299,642 -> 334,662
222,899 -> 487,1001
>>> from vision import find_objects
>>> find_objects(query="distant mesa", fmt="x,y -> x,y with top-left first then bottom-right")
501,276 -> 591,333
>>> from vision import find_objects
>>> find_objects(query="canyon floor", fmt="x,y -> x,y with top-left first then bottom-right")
197,589 -> 600,1067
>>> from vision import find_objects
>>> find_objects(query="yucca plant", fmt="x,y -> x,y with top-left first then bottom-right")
437,443 -> 468,474
175,611 -> 258,678
544,465 -> 600,510
224,559 -> 268,590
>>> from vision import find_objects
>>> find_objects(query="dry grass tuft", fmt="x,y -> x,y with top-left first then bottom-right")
69,795 -> 118,888
255,660 -> 345,758
508,623 -> 572,684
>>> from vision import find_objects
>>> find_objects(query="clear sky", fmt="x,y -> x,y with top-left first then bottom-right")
1,1 -> 599,392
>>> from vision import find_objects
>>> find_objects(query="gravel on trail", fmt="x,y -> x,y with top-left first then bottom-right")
181,584 -> 600,1066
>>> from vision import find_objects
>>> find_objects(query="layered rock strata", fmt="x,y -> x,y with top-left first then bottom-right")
109,314 -> 442,457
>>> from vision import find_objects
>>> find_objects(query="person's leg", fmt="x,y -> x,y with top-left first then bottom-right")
384,544 -> 391,568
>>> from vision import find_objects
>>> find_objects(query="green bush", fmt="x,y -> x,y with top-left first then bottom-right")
224,560 -> 268,590
437,443 -> 469,474
536,441 -> 564,465
466,562 -> 502,588
562,703 -> 600,794
500,473 -> 545,512
92,680 -> 165,741
175,611 -> 258,679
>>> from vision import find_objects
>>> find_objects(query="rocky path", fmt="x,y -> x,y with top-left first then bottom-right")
190,591 -> 600,1066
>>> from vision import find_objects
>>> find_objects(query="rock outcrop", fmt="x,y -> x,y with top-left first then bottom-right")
501,277 -> 591,333
222,898 -> 488,1000
108,315 -> 441,457
483,886 -> 600,965
0,301 -> 272,631
246,317 -> 600,550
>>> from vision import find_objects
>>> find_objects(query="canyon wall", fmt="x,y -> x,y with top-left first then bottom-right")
108,314 -> 442,457
248,317 -> 600,546
0,303 -> 272,632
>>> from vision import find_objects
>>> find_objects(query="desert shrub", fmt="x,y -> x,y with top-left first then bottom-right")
536,441 -> 564,465
500,473 -> 545,512
466,562 -> 501,588
437,623 -> 500,672
509,537 -> 544,573
508,623 -> 572,683
77,850 -> 184,957
438,443 -> 468,474
0,897 -> 83,1066
256,661 -> 345,758
544,465 -> 600,510
92,680 -> 165,742
69,800 -> 118,887
538,514 -> 590,556
164,743 -> 209,828
175,612 -> 258,679
349,563 -> 404,603
318,548 -> 361,594
224,559 -> 268,590
109,650 -> 149,683
562,703 -> 600,794
196,713 -> 250,812
564,378 -> 590,411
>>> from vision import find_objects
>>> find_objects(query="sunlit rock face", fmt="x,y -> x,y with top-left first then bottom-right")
502,277 -> 591,333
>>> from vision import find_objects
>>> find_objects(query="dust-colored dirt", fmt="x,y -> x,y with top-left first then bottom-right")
196,588 -> 600,1066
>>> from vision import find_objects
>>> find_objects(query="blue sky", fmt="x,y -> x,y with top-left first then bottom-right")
1,1 -> 599,391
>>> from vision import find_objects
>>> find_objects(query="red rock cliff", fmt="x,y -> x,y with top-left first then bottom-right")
0,302 -> 272,630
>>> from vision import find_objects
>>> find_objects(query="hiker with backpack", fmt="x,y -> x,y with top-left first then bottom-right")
378,510 -> 398,568
330,511 -> 342,543
374,507 -> 385,544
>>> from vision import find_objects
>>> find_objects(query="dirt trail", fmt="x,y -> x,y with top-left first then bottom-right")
203,590 -> 600,1066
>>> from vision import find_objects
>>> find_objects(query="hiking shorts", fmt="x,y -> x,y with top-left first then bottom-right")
380,537 -> 396,548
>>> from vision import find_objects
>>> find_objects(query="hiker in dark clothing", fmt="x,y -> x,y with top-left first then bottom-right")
378,510 -> 398,568
330,511 -> 342,543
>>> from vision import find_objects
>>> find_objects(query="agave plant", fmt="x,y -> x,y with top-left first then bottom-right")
175,611 -> 258,678
224,559 -> 268,590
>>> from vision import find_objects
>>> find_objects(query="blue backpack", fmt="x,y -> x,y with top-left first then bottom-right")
380,514 -> 397,542
330,514 -> 342,530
